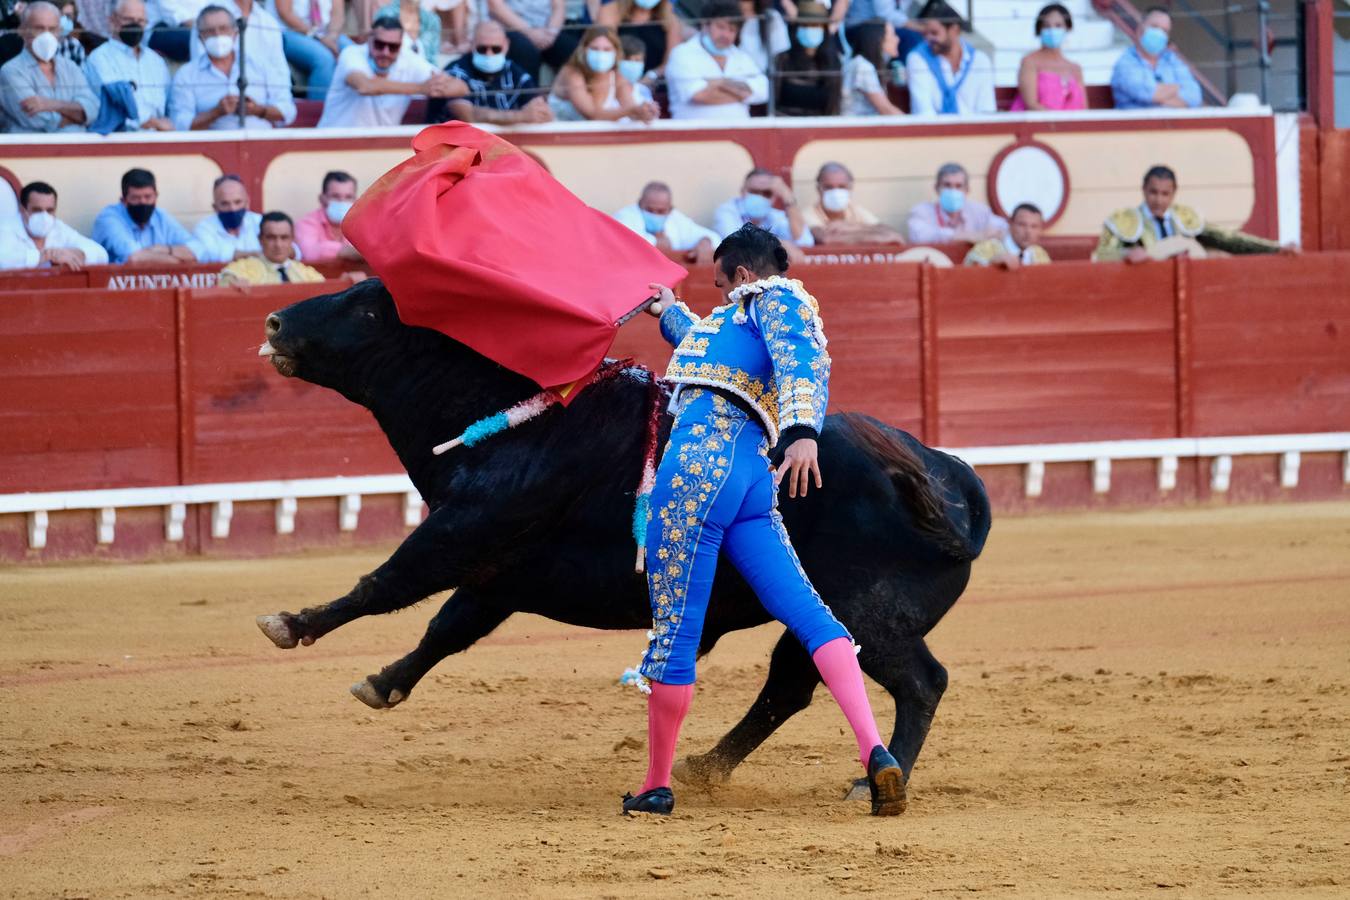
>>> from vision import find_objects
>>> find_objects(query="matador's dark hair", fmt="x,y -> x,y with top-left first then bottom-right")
714,223 -> 790,280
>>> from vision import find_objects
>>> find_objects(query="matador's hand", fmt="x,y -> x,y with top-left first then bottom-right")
644,283 -> 675,316
775,438 -> 822,498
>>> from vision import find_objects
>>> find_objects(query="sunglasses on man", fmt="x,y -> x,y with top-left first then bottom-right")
370,38 -> 401,52
475,44 -> 506,54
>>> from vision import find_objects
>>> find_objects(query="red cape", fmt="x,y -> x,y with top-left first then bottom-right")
343,123 -> 688,395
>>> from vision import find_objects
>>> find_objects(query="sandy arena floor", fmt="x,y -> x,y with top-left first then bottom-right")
1,503 -> 1348,898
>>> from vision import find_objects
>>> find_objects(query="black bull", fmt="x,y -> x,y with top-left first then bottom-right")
255,278 -> 992,797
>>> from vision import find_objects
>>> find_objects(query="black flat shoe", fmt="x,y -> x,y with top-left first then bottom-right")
622,787 -> 674,815
866,745 -> 907,817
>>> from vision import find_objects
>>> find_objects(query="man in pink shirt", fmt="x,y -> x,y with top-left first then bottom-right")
296,170 -> 364,264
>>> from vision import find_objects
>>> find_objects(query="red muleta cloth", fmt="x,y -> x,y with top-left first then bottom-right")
343,122 -> 688,398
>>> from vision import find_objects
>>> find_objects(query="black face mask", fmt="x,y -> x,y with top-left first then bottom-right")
119,25 -> 144,46
126,202 -> 155,226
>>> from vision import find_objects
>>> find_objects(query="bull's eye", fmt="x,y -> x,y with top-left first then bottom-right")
363,310 -> 378,322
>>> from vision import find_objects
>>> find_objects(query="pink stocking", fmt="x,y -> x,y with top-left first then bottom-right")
640,681 -> 694,792
812,637 -> 885,769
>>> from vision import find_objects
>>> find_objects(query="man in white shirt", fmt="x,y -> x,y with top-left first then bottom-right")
905,0 -> 995,116
613,181 -> 720,265
0,180 -> 109,269
713,167 -> 814,251
191,173 -> 264,262
906,161 -> 1006,244
84,0 -> 173,131
169,4 -> 296,130
317,14 -> 465,128
664,0 -> 768,121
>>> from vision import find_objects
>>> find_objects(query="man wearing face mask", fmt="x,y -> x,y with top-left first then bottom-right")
92,167 -> 197,264
431,20 -> 550,124
613,181 -> 719,265
0,180 -> 108,269
0,1 -> 97,132
803,161 -> 905,246
318,14 -> 464,128
664,0 -> 767,121
84,0 -> 174,132
906,161 -> 1006,245
190,174 -> 267,263
1110,6 -> 1200,109
169,5 -> 296,131
296,170 -> 364,264
714,167 -> 813,258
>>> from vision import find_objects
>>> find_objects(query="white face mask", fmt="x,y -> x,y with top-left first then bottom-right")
203,34 -> 234,59
820,187 -> 851,213
325,199 -> 353,224
25,210 -> 55,238
30,30 -> 59,62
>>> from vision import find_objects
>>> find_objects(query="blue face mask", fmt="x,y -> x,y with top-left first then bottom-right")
938,188 -> 965,214
741,193 -> 773,220
586,48 -> 616,72
218,208 -> 247,231
633,0 -> 662,8
59,13 -> 74,36
641,209 -> 668,234
1039,26 -> 1066,50
1139,26 -> 1168,56
700,32 -> 729,57
473,50 -> 507,73
618,59 -> 645,83
796,26 -> 825,49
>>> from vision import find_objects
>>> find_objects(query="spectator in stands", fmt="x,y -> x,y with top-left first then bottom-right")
665,0 -> 767,121
804,161 -> 905,245
600,0 -> 680,76
169,5 -> 296,130
906,162 -> 1006,244
220,212 -> 327,284
190,174 -> 265,262
488,0 -> 566,82
964,203 -> 1050,266
548,24 -> 657,122
429,20 -> 550,124
0,1 -> 98,132
906,0 -> 994,116
737,0 -> 788,76
92,167 -> 197,264
843,20 -> 902,116
0,180 -> 109,269
84,0 -> 173,131
317,15 -> 465,127
1012,3 -> 1085,111
272,0 -> 353,102
55,1 -> 85,65
374,0 -> 440,61
1110,6 -> 1200,110
773,0 -> 841,117
1096,165 -> 1286,262
619,33 -> 654,104
613,181 -> 718,264
714,167 -> 813,250
296,170 -> 363,263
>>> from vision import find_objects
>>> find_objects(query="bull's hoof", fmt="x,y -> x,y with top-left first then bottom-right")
671,753 -> 731,788
350,678 -> 405,710
256,613 -> 306,649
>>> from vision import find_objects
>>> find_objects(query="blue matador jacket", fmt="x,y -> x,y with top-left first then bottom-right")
659,276 -> 830,447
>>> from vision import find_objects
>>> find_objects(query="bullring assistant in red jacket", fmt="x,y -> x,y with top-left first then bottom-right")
625,225 -> 906,817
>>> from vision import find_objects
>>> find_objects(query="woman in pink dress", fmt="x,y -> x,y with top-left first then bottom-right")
1012,3 -> 1086,111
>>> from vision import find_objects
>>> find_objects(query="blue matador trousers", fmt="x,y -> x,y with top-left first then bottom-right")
639,388 -> 850,685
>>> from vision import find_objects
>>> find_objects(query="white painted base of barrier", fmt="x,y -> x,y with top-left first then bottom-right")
2,435 -> 1347,551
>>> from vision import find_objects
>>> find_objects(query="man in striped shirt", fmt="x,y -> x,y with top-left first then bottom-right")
427,20 -> 551,124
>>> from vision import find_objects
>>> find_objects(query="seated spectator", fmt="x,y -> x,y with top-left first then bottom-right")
964,203 -> 1050,266
906,0 -> 994,116
92,166 -> 197,264
737,0 -> 788,75
169,5 -> 296,130
599,0 -> 681,76
375,0 -> 440,61
192,174 -> 264,262
0,1 -> 98,133
296,170 -> 363,263
713,167 -> 814,249
804,162 -> 905,245
547,25 -> 657,122
773,1 -> 841,117
665,0 -> 767,121
56,1 -> 85,65
272,0 -> 354,102
220,212 -> 327,284
1111,6 -> 1201,110
906,162 -> 1006,244
488,0 -> 567,82
1096,165 -> 1287,262
190,0 -> 286,76
84,0 -> 174,132
842,20 -> 902,116
1012,3 -> 1085,111
318,15 -> 465,127
0,180 -> 108,269
430,20 -> 551,124
618,34 -> 654,105
613,181 -> 719,264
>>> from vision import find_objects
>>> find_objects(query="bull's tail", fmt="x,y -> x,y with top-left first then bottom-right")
837,412 -> 986,561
